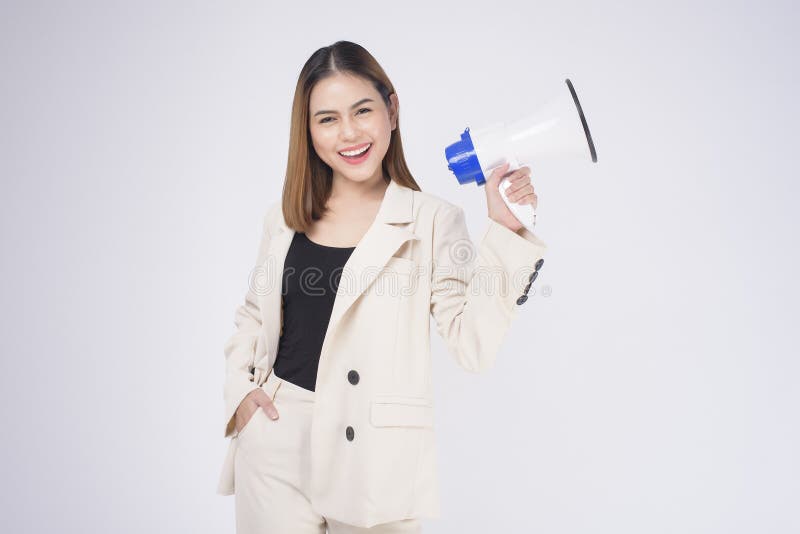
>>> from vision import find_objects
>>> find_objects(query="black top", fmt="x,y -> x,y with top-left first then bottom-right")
272,232 -> 356,392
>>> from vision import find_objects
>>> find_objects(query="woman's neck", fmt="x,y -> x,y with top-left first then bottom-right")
329,173 -> 389,206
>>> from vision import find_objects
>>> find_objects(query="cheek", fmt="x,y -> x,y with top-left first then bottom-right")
354,121 -> 383,149
375,118 -> 393,141
309,129 -> 335,156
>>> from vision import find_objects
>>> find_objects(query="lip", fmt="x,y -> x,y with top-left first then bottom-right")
337,142 -> 372,165
338,142 -> 371,152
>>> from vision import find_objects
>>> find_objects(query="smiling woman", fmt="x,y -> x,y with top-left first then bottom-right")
218,39 -> 548,534
279,46 -> 418,234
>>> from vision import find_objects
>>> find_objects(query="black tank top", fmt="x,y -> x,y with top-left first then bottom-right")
272,231 -> 356,391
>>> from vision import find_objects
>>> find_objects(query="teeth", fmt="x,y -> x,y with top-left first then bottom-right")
339,143 -> 371,157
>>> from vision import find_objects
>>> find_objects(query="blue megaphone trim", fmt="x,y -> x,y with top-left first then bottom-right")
445,127 -> 487,186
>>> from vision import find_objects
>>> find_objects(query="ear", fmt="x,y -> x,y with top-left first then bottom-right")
388,93 -> 399,131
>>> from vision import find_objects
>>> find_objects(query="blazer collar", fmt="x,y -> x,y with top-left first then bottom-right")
257,179 -> 419,378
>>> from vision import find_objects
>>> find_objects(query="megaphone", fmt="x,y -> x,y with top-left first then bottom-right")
445,78 -> 598,233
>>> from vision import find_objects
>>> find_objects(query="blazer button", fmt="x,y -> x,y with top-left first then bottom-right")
516,295 -> 528,305
347,370 -> 360,385
529,270 -> 538,284
535,258 -> 544,271
346,426 -> 355,441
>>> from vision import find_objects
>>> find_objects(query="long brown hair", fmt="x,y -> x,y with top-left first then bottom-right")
281,40 -> 421,232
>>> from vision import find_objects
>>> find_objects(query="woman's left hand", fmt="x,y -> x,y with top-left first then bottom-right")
484,162 -> 538,232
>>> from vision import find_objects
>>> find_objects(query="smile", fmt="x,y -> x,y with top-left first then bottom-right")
338,143 -> 372,164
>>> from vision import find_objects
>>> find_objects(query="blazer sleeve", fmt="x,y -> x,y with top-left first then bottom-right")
222,210 -> 274,438
429,204 -> 547,373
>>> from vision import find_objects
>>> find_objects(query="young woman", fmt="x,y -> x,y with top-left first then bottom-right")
217,41 -> 546,534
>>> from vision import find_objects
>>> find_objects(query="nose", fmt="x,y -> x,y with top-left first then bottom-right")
339,115 -> 359,141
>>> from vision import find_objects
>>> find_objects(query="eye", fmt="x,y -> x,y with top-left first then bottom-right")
318,108 -> 371,124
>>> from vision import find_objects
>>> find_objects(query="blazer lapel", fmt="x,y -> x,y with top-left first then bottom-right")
254,221 -> 294,383
254,179 -> 419,381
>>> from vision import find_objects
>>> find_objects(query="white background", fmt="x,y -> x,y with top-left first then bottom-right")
1,1 -> 798,532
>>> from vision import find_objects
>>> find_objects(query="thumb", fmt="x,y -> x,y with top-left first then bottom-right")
260,398 -> 279,420
485,162 -> 510,188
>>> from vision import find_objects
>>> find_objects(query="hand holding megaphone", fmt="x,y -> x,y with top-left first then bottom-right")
483,161 -> 538,233
445,78 -> 598,233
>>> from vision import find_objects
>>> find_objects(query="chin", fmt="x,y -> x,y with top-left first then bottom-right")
334,165 -> 381,183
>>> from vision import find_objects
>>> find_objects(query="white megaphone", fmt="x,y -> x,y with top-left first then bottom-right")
445,78 -> 598,232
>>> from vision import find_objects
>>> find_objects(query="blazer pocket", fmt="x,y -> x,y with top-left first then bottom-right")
370,396 -> 434,428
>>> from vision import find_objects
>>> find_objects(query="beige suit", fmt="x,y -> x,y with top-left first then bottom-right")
217,178 -> 547,528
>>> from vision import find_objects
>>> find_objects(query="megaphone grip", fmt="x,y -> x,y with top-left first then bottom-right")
498,177 -> 537,232
496,156 -> 537,232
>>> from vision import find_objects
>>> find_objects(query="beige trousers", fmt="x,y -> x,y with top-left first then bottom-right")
233,368 -> 422,534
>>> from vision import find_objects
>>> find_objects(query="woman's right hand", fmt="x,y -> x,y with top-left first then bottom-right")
234,388 -> 280,434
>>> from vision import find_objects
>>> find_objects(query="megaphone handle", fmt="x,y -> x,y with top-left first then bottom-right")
497,157 -> 537,233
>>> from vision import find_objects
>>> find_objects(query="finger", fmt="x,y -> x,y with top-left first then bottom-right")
489,162 -> 511,182
505,179 -> 531,197
261,399 -> 279,420
508,184 -> 534,202
520,193 -> 538,207
507,165 -> 532,181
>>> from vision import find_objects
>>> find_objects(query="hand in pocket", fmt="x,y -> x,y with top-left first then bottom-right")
235,388 -> 279,434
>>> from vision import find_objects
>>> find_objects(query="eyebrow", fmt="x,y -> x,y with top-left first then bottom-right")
313,98 -> 375,117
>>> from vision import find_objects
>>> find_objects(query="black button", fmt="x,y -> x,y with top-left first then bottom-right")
516,295 -> 528,305
346,426 -> 354,441
348,370 -> 359,385
535,258 -> 544,271
529,271 -> 538,284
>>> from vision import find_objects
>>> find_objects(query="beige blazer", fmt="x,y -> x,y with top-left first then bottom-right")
217,178 -> 547,528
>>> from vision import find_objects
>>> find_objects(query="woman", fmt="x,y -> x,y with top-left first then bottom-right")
217,41 -> 546,534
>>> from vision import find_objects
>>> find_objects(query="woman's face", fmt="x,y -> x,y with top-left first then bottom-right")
308,72 -> 398,186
